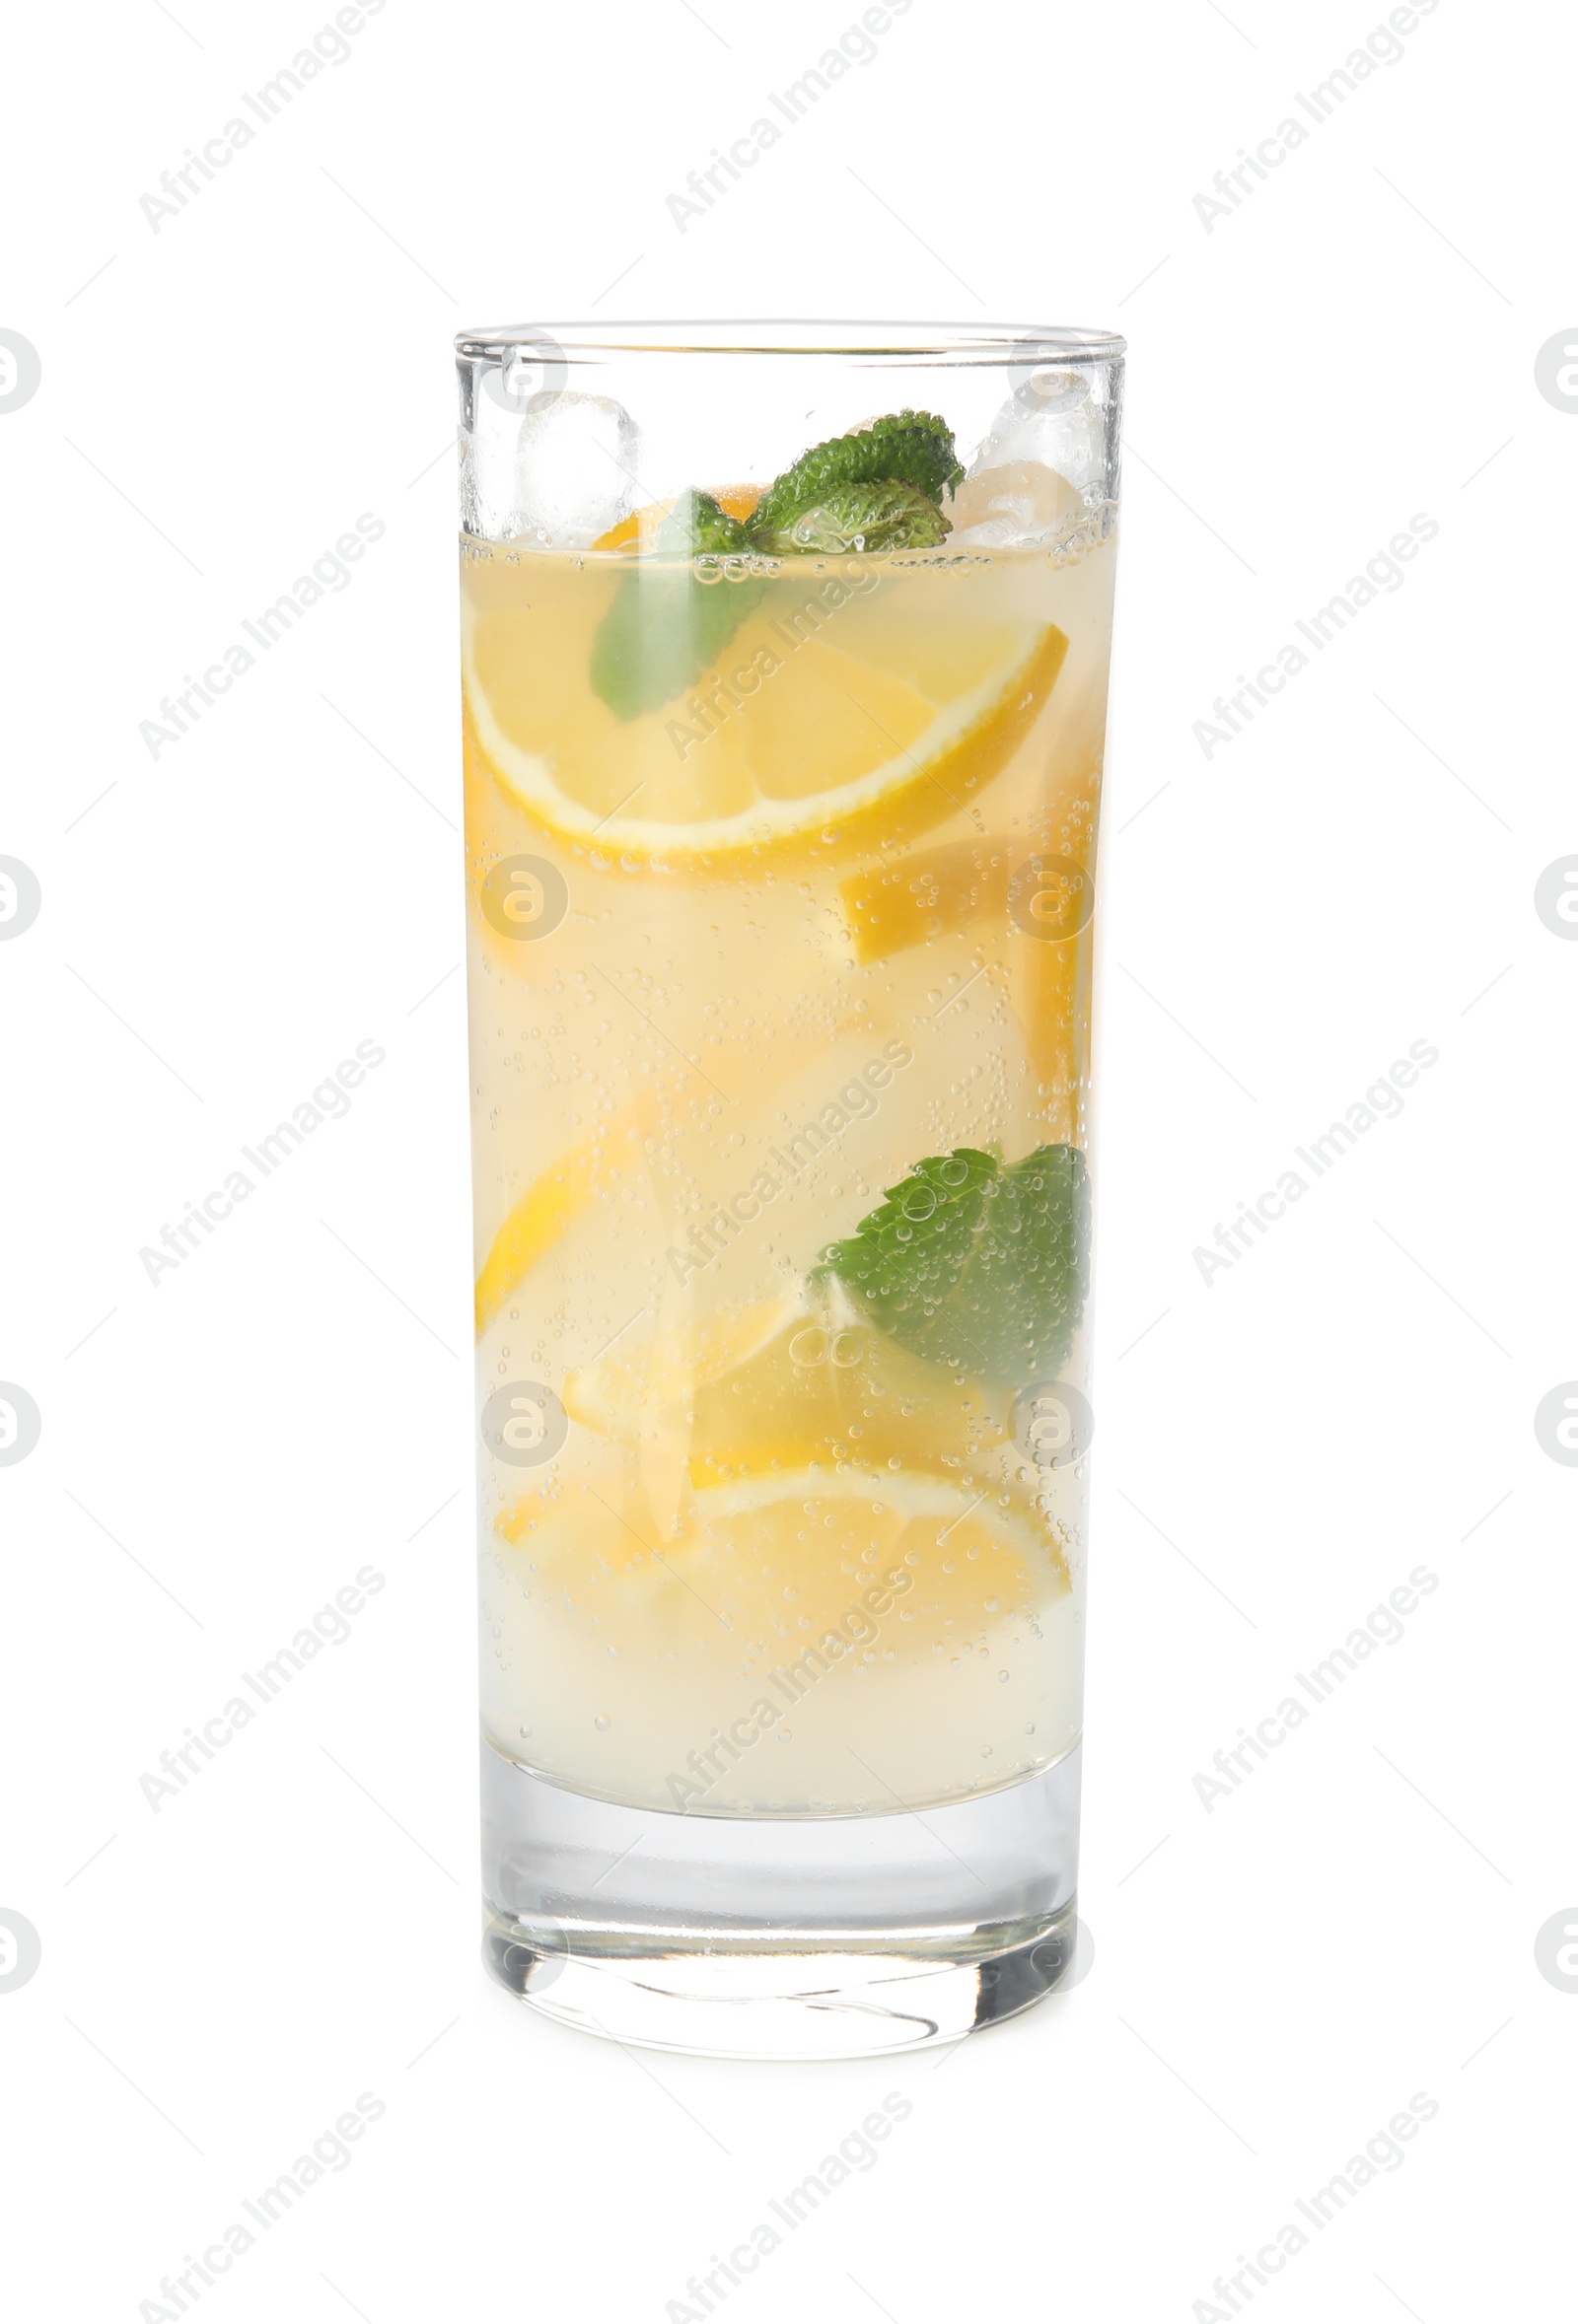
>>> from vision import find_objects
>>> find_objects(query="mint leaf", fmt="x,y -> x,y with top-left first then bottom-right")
590,566 -> 765,721
657,488 -> 755,556
819,1144 -> 1090,1388
755,478 -> 951,556
591,492 -> 766,720
751,410 -> 964,538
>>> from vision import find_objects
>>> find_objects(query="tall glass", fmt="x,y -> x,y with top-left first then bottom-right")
457,322 -> 1122,2057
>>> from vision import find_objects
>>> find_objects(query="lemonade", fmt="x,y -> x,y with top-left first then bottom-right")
463,391 -> 1115,1822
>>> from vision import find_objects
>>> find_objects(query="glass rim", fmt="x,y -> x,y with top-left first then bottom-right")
455,318 -> 1125,366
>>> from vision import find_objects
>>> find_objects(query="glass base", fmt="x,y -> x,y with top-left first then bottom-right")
480,1738 -> 1082,2059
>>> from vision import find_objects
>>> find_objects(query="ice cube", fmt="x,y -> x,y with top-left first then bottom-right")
948,366 -> 1114,549
948,459 -> 1084,549
969,365 -> 1109,493
513,390 -> 641,547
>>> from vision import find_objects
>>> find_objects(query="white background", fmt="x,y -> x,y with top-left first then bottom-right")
2,0 -> 1573,2317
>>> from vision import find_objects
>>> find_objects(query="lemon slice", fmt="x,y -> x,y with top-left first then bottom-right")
564,1279 -> 1014,1477
474,1135 -> 601,1335
691,1464 -> 1059,1585
473,1102 -> 659,1334
552,1273 -> 1071,1577
498,1462 -> 1067,1642
463,563 -> 1066,869
594,482 -> 763,552
681,1464 -> 1065,1631
561,1291 -> 801,1436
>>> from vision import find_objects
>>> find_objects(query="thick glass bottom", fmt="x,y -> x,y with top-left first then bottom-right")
480,1738 -> 1082,2058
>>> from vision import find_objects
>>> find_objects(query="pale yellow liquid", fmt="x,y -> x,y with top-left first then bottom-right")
465,523 -> 1114,1814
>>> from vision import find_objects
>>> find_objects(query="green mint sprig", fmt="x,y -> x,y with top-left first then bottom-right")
753,477 -> 951,556
818,1144 -> 1090,1390
751,410 -> 963,537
